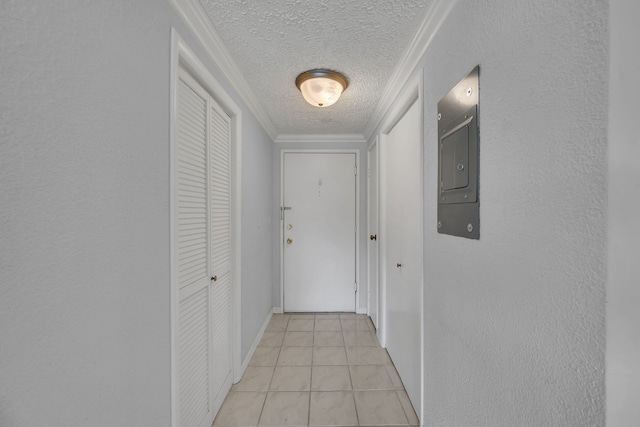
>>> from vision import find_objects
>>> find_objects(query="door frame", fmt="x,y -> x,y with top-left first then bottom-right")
280,149 -> 360,312
367,137 -> 379,328
169,28 -> 243,427
378,72 -> 424,422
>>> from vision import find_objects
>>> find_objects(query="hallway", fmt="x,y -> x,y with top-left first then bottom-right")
213,313 -> 419,427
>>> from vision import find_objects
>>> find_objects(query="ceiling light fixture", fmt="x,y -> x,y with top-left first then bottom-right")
295,69 -> 348,108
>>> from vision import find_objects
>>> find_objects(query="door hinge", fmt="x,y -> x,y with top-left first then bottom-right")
354,165 -> 357,176
354,282 -> 357,292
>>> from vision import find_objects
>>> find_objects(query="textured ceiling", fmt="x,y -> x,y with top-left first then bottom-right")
199,0 -> 432,136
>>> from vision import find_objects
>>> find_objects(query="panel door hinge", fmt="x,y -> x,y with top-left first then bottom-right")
354,165 -> 357,176
354,282 -> 357,292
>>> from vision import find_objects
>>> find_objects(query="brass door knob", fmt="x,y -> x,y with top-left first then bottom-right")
286,238 -> 293,244
370,234 -> 377,241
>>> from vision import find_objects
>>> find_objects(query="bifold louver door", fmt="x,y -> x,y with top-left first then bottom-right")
176,68 -> 232,427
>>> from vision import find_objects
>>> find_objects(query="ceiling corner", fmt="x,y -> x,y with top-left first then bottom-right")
362,0 -> 459,140
169,0 -> 278,140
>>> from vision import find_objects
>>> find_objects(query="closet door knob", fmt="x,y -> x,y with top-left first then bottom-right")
211,275 -> 217,281
370,234 -> 377,241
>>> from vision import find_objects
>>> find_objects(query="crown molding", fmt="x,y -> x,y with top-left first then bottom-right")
170,0 -> 278,140
362,0 -> 458,140
274,134 -> 366,145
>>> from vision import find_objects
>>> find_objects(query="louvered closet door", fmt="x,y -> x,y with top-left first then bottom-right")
175,69 -> 233,427
209,96 -> 233,412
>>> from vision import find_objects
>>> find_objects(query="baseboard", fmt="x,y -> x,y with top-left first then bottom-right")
356,307 -> 368,315
272,307 -> 283,314
239,309 -> 274,376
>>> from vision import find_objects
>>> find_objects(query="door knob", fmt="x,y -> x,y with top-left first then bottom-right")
211,275 -> 217,281
370,234 -> 377,241
396,263 -> 402,268
286,238 -> 293,244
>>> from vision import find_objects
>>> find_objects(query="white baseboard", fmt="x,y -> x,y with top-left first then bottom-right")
239,309 -> 274,376
356,307 -> 368,315
272,307 -> 283,314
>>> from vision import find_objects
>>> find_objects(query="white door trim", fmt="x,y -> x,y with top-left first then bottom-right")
378,71 -> 424,424
367,137 -> 379,327
279,149 -> 360,312
170,28 -> 243,427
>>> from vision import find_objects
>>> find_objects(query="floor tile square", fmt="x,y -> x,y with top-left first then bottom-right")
287,318 -> 315,331
259,391 -> 310,426
339,313 -> 359,320
213,391 -> 267,426
314,318 -> 342,331
270,366 -> 311,391
353,390 -> 409,426
278,346 -> 313,366
260,331 -> 285,347
312,346 -> 348,365
385,364 -> 405,390
349,365 -> 393,390
311,365 -> 352,391
231,366 -> 274,392
250,347 -> 281,367
345,346 -> 391,365
343,330 -> 379,347
314,313 -> 340,320
283,331 -> 314,346
289,313 -> 315,320
397,390 -> 419,426
309,391 -> 358,426
266,316 -> 289,332
314,331 -> 344,346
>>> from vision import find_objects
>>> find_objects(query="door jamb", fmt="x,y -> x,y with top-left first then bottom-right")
280,149 -> 360,313
367,137 -> 379,328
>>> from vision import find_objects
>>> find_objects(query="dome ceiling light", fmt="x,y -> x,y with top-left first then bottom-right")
295,69 -> 348,108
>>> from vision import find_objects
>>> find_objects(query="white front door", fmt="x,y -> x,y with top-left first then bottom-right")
384,99 -> 422,414
368,142 -> 379,328
283,152 -> 357,312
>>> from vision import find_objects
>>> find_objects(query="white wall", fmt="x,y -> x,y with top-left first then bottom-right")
607,0 -> 640,424
0,1 -> 273,425
271,141 -> 369,312
399,0 -> 607,425
240,118 -> 274,358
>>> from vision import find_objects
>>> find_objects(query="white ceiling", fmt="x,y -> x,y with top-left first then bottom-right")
198,0 -> 432,137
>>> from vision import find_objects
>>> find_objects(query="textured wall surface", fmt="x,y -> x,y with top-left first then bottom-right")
240,117 -> 275,358
607,0 -> 640,424
0,1 -> 174,425
409,0 -> 607,425
0,1 -> 275,425
199,0 -> 432,134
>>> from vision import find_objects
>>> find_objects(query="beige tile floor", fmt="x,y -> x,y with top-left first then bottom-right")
213,313 -> 419,427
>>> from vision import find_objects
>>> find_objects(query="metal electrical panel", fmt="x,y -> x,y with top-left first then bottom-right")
437,66 -> 480,239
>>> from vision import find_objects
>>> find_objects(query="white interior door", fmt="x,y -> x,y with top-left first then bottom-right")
175,68 -> 232,427
283,152 -> 357,312
384,99 -> 422,414
208,97 -> 233,414
368,143 -> 379,328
